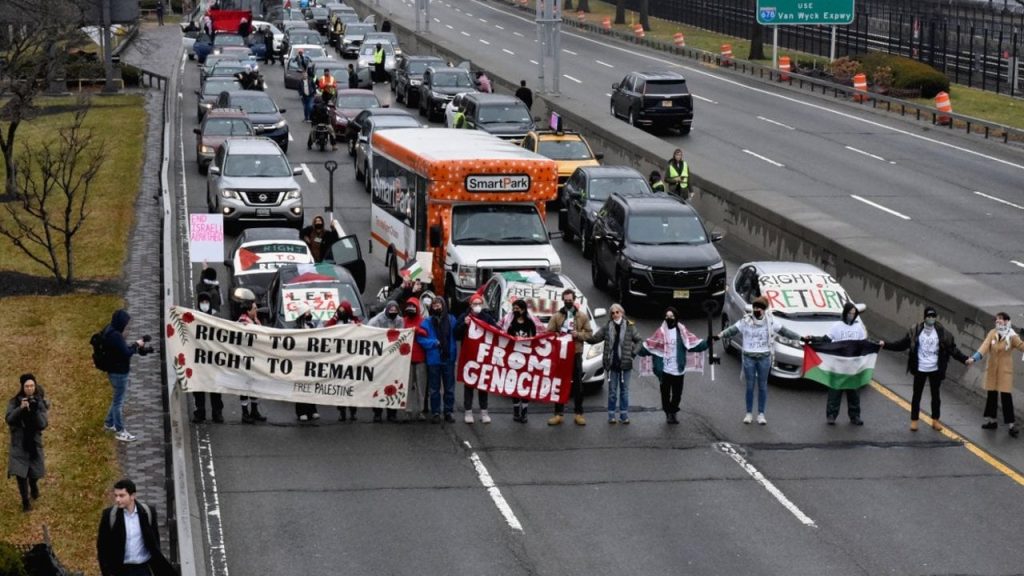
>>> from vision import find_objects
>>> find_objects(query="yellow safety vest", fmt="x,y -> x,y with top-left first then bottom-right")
667,161 -> 689,189
373,47 -> 385,65
453,110 -> 466,128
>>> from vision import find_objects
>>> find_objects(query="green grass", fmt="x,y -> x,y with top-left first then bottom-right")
0,94 -> 146,280
910,84 -> 1024,130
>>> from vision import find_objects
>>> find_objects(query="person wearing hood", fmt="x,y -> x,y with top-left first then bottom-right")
7,374 -> 47,512
455,294 -> 498,424
102,309 -> 150,442
587,303 -> 642,425
237,299 -> 268,424
547,289 -> 593,426
640,307 -> 708,424
293,302 -> 321,422
822,302 -> 868,426
325,301 -> 361,421
503,298 -> 540,423
196,265 -> 223,317
192,292 -> 224,424
716,297 -> 803,426
967,312 -> 1024,437
419,297 -> 458,423
301,215 -> 337,262
883,306 -> 969,432
401,298 -> 429,421
368,301 -> 405,423
390,276 -> 433,309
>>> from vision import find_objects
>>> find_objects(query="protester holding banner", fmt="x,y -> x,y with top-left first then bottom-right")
367,301 -> 404,423
587,303 -> 642,425
293,302 -> 321,422
400,298 -> 429,421
191,292 -> 224,424
822,302 -> 868,426
716,297 -> 802,426
455,295 -> 498,424
640,307 -> 708,425
325,301 -> 362,422
504,299 -> 538,423
237,300 -> 267,424
967,312 -> 1024,437
882,306 -> 969,432
545,289 -> 592,426
419,298 -> 459,423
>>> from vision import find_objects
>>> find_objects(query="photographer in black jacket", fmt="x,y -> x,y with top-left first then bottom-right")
101,310 -> 153,443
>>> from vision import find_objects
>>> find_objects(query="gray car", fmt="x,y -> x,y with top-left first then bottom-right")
722,261 -> 863,379
356,42 -> 396,77
196,77 -> 242,120
354,114 -> 424,188
206,137 -> 304,233
339,23 -> 375,58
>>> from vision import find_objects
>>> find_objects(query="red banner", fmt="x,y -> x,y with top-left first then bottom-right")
457,318 -> 575,404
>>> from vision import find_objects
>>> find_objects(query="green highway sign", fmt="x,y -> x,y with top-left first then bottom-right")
756,0 -> 855,25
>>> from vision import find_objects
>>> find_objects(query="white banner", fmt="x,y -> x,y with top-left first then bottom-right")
189,214 -> 224,263
166,307 -> 413,409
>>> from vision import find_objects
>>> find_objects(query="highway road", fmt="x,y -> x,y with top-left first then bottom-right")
172,13 -> 1024,574
376,0 -> 1024,300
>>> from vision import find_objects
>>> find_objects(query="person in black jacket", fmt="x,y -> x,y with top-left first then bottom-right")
261,25 -> 275,65
7,374 -> 48,512
455,294 -> 498,424
102,310 -> 151,443
505,299 -> 537,423
96,478 -> 175,576
882,306 -> 970,432
193,267 -> 224,423
514,80 -> 533,111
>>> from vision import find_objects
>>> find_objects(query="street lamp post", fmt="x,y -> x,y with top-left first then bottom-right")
324,159 -> 339,214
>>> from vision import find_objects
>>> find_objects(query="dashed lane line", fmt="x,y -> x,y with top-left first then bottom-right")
480,38 -> 491,45
692,94 -> 717,104
974,190 -> 1024,211
850,194 -> 911,220
845,145 -> 891,163
563,74 -> 582,84
716,442 -> 817,528
300,163 -> 316,184
465,441 -> 523,532
595,59 -> 614,68
742,149 -> 784,167
502,48 -> 515,55
757,116 -> 795,130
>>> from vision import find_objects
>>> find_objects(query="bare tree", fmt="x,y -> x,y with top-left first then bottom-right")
577,0 -> 590,11
749,20 -> 766,60
639,0 -> 651,31
614,0 -> 626,24
0,101 -> 105,287
563,0 -> 573,10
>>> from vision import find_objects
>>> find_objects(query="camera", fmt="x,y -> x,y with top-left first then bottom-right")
138,334 -> 156,356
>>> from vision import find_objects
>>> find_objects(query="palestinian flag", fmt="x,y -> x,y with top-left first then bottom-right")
400,259 -> 424,281
802,340 -> 880,390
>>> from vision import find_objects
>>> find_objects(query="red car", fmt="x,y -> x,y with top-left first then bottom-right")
329,89 -> 381,135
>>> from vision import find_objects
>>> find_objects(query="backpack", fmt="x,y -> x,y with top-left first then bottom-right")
90,328 -> 109,372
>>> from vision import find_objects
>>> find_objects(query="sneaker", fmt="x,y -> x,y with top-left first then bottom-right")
547,414 -> 564,426
757,413 -> 767,425
743,413 -> 753,425
480,410 -> 491,424
103,424 -> 117,433
910,420 -> 919,432
299,414 -> 309,422
464,411 -> 475,424
115,430 -> 137,442
1010,425 -> 1020,439
312,412 -> 320,420
574,414 -> 587,426
982,421 -> 998,430
826,415 -> 836,426
608,417 -> 617,425
212,412 -> 224,423
620,416 -> 630,425
431,413 -> 441,424
850,417 -> 864,426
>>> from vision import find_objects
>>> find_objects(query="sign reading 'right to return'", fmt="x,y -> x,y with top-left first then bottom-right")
756,0 -> 855,25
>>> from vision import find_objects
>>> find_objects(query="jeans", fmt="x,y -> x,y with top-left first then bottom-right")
105,372 -> 129,432
607,369 -> 631,419
301,94 -> 314,121
911,371 -> 942,421
826,388 -> 861,420
428,362 -> 455,415
554,353 -> 585,415
984,390 -> 1015,424
742,354 -> 771,414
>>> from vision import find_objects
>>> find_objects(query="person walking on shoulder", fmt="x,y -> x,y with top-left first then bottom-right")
455,294 -> 498,424
716,297 -> 803,425
101,309 -> 152,442
882,306 -> 969,431
547,289 -> 592,426
7,374 -> 47,512
665,148 -> 690,200
640,307 -> 708,424
822,302 -> 869,426
967,312 -> 1024,437
587,303 -> 642,424
96,478 -> 175,576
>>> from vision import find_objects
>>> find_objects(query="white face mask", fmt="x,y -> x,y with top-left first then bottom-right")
421,297 -> 432,308
199,302 -> 211,313
471,305 -> 482,314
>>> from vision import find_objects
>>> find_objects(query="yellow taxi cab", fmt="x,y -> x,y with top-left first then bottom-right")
521,127 -> 602,191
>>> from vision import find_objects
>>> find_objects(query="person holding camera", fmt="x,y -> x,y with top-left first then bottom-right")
7,374 -> 48,512
102,309 -> 152,442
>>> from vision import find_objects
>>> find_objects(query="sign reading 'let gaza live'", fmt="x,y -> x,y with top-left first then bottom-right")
756,0 -> 855,25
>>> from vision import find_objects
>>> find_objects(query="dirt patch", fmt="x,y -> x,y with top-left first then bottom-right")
0,270 -> 121,297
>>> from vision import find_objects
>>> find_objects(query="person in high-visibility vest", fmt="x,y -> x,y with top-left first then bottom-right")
317,68 -> 337,104
452,108 -> 467,129
372,43 -> 387,84
648,170 -> 666,193
665,148 -> 690,200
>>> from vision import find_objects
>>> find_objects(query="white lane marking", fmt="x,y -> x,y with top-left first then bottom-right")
480,38 -> 491,45
595,59 -> 614,68
563,74 -> 582,84
461,31 -> 471,36
301,163 -> 316,183
287,132 -> 293,142
455,6 -> 461,11
495,24 -> 504,30
758,116 -> 795,130
468,0 -> 1024,174
850,194 -> 911,220
465,441 -> 523,532
974,190 -> 1024,211
465,11 -> 473,16
691,94 -> 717,104
1011,260 -> 1024,269
743,149 -> 784,167
177,92 -> 189,209
717,443 -> 817,528
513,31 -> 524,37
605,93 -> 612,97
433,17 -> 440,22
529,59 -> 539,65
446,24 -> 454,29
562,49 -> 578,55
197,428 -> 231,575
502,48 -> 515,55
479,17 -> 487,22
845,145 -> 887,162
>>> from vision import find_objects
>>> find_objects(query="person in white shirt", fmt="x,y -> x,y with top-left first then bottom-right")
823,302 -> 868,426
638,307 -> 708,424
96,478 -> 174,576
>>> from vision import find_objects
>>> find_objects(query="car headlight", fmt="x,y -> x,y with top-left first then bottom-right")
285,189 -> 301,199
629,259 -> 652,271
775,334 -> 802,348
220,189 -> 239,199
549,264 -> 562,274
586,341 -> 603,360
272,119 -> 288,129
201,101 -> 214,108
455,264 -> 477,287
709,260 -> 725,271
410,79 -> 421,86
200,145 -> 215,154
431,90 -> 445,99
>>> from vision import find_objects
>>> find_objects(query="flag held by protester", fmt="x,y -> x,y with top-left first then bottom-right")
802,340 -> 880,390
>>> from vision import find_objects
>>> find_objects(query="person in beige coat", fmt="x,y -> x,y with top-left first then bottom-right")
967,312 -> 1024,437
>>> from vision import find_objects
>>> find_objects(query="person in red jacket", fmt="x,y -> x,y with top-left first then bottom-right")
325,300 -> 361,421
401,297 -> 429,421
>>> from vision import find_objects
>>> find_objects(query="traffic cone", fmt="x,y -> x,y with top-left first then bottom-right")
852,72 -> 868,102
633,23 -> 645,39
720,44 -> 733,67
778,55 -> 791,81
601,16 -> 611,31
673,32 -> 685,47
934,91 -> 953,125
577,9 -> 584,21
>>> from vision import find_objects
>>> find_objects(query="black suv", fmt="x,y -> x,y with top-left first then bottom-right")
418,65 -> 476,121
560,166 -> 651,257
462,93 -> 535,143
610,71 -> 693,134
590,191 -> 725,308
394,55 -> 444,107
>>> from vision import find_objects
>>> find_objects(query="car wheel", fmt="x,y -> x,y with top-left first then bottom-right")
581,226 -> 594,258
396,86 -> 405,104
558,211 -> 574,242
355,159 -> 364,181
418,98 -> 426,117
609,100 -> 616,118
388,250 -> 399,287
281,141 -> 288,154
348,137 -> 356,157
363,162 -> 371,192
206,187 -> 215,214
591,258 -> 607,291
628,109 -> 636,127
679,124 -> 691,135
198,160 -> 208,175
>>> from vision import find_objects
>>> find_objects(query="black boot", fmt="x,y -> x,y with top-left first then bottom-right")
349,407 -> 358,421
520,405 -> 528,423
250,403 -> 267,422
241,405 -> 254,424
338,407 -> 347,422
17,477 -> 31,512
29,477 -> 39,500
212,410 -> 224,423
192,409 -> 206,423
513,405 -> 521,422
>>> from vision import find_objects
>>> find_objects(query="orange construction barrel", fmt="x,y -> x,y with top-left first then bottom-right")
673,32 -> 685,47
779,55 -> 791,81
935,91 -> 953,125
852,73 -> 868,102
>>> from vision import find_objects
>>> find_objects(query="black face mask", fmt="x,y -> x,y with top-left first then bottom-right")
314,222 -> 324,230
404,309 -> 417,318
513,310 -> 523,318
386,311 -> 399,320
430,308 -> 442,317
753,309 -> 765,319
338,311 -> 351,321
665,318 -> 677,328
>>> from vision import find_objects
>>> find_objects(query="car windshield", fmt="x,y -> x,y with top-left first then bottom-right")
223,153 -> 291,177
360,44 -> 393,56
203,80 -> 241,95
374,118 -> 420,129
336,94 -> 379,109
235,95 -> 278,114
310,8 -> 328,17
452,204 -> 549,245
284,9 -> 304,19
407,60 -> 437,75
479,104 -> 531,124
204,119 -> 253,136
211,64 -> 246,76
215,35 -> 245,46
644,80 -> 687,95
627,214 -> 707,245
292,32 -> 321,43
431,72 -> 473,87
293,46 -> 326,58
538,139 -> 591,160
588,176 -> 649,202
345,24 -> 373,36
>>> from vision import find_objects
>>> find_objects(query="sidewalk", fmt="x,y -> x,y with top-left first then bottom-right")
119,21 -> 183,76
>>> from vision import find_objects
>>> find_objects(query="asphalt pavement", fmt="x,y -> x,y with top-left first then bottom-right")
164,14 -> 1024,575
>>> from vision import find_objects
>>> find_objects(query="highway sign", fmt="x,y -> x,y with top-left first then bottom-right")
756,0 -> 855,25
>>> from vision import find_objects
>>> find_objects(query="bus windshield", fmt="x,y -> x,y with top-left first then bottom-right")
452,204 -> 549,245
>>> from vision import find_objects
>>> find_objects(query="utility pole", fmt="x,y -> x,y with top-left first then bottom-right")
102,0 -> 119,93
534,0 -> 561,95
